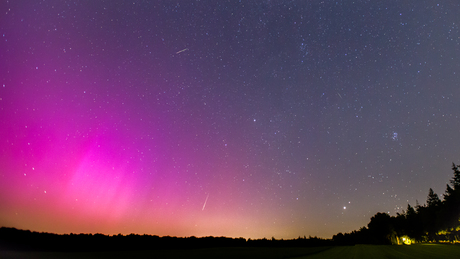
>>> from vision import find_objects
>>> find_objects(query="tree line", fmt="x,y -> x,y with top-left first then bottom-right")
333,163 -> 460,245
0,227 -> 332,252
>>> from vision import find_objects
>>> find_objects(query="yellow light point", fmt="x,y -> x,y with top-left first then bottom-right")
400,236 -> 412,245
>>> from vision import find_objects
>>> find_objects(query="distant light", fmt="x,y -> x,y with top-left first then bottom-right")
401,236 -> 412,245
343,206 -> 346,210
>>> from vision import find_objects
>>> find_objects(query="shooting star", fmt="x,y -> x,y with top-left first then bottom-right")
337,92 -> 343,99
202,193 -> 210,211
175,48 -> 189,54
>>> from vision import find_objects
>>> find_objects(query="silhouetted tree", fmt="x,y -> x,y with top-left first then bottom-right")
392,211 -> 407,238
367,212 -> 396,244
422,188 -> 441,241
439,163 -> 460,240
427,188 -> 441,207
450,163 -> 460,190
403,204 -> 423,241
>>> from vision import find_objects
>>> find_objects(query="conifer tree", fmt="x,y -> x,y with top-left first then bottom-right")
450,163 -> 460,190
427,188 -> 441,208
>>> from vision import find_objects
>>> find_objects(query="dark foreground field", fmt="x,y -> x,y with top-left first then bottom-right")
1,244 -> 460,259
292,244 -> 460,259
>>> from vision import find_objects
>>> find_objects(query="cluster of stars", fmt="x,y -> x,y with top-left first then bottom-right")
0,0 -> 459,239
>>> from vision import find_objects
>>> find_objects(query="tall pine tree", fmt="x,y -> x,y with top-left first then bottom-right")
427,188 -> 441,207
439,163 -> 460,237
450,163 -> 460,190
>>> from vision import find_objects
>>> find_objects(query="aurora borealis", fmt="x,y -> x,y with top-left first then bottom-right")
1,1 -> 460,239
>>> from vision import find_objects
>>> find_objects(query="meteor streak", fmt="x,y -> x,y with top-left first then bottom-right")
175,48 -> 189,54
202,193 -> 210,211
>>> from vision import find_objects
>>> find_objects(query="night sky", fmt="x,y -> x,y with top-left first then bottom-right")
1,0 -> 460,239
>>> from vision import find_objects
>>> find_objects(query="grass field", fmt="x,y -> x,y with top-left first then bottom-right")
292,244 -> 460,259
0,247 -> 330,259
1,244 -> 460,258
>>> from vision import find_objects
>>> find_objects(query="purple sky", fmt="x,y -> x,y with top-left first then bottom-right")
1,0 -> 460,239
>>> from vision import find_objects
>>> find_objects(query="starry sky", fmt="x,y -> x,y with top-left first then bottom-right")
1,0 -> 460,239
